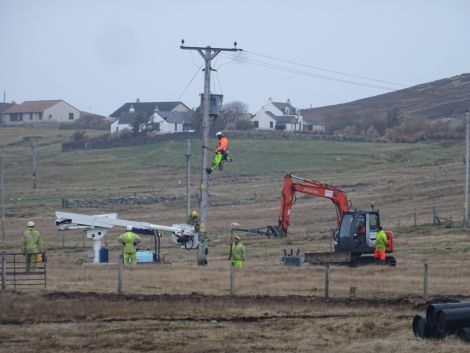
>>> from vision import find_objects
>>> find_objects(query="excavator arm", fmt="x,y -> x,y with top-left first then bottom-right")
278,174 -> 350,235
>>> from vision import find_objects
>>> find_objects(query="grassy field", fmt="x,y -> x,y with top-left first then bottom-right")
0,127 -> 469,352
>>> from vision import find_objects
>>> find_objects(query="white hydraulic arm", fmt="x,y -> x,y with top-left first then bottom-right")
55,211 -> 197,263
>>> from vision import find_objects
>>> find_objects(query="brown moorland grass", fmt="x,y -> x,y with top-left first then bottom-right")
0,128 -> 469,352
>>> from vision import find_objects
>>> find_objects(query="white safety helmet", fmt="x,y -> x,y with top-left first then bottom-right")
126,225 -> 133,231
216,131 -> 223,138
27,221 -> 35,227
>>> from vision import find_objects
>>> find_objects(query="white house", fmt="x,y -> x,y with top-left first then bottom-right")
1,100 -> 80,125
251,98 -> 304,132
110,100 -> 194,134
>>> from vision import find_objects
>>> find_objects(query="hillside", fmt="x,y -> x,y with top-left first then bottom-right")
1,128 -> 469,352
302,73 -> 470,139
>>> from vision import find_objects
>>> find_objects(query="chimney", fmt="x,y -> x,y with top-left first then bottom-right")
129,104 -> 135,113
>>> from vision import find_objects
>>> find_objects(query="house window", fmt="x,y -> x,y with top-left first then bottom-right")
29,113 -> 33,120
253,121 -> 259,128
269,121 -> 273,128
174,123 -> 177,131
10,113 -> 23,122
69,113 -> 74,120
299,122 -> 301,131
39,112 -> 43,120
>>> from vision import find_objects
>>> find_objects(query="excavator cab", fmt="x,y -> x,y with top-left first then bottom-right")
335,211 -> 380,254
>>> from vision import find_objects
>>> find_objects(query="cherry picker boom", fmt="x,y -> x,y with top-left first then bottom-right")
55,211 -> 198,263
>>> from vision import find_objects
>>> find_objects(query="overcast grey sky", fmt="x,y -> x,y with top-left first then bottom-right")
1,0 -> 469,115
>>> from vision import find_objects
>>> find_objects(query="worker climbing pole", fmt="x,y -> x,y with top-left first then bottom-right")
180,41 -> 241,265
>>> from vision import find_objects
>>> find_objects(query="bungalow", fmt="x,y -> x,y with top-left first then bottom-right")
251,98 -> 304,132
110,100 -> 194,134
1,100 -> 81,126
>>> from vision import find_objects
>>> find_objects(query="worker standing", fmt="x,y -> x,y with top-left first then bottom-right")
22,221 -> 43,271
230,235 -> 245,268
187,210 -> 200,232
206,131 -> 229,174
374,226 -> 388,265
119,225 -> 141,265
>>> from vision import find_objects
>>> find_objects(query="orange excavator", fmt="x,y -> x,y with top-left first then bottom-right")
233,174 -> 396,266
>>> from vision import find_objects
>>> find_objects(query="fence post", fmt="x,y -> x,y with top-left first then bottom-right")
423,263 -> 428,301
414,212 -> 417,227
1,253 -> 5,290
117,254 -> 123,294
229,263 -> 235,296
62,232 -> 65,248
432,207 -> 437,225
324,264 -> 330,299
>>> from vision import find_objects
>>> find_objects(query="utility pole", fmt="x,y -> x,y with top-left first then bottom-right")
465,110 -> 469,227
180,41 -> 241,265
0,156 -> 5,242
185,139 -> 191,216
31,138 -> 37,189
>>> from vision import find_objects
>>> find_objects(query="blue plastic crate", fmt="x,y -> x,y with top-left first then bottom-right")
136,251 -> 155,263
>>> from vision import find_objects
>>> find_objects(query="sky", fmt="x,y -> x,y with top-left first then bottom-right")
1,0 -> 469,116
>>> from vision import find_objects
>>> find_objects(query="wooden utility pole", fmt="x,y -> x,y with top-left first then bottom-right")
31,138 -> 37,189
180,41 -> 241,265
0,157 -> 5,242
185,139 -> 191,217
465,110 -> 469,227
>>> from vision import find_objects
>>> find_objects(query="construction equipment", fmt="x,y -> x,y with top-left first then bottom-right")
55,212 -> 198,263
282,174 -> 395,266
234,174 -> 395,266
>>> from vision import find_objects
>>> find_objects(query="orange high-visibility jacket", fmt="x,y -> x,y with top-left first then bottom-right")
215,136 -> 229,153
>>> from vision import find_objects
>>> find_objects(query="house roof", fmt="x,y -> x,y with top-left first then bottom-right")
264,111 -> 299,124
110,101 -> 190,118
160,111 -> 194,124
0,103 -> 13,114
272,102 -> 297,114
3,100 -> 62,113
116,112 -> 138,125
274,115 -> 300,124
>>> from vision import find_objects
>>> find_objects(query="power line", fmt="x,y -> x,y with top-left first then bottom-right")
177,63 -> 203,102
215,71 -> 223,95
244,50 -> 407,87
219,52 -> 399,91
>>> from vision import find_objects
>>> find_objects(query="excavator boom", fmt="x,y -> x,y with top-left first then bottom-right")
278,174 -> 350,235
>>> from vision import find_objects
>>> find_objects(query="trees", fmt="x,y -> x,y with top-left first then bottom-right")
132,113 -> 152,135
214,101 -> 251,132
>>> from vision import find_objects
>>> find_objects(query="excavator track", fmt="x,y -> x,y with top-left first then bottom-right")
304,251 -> 396,267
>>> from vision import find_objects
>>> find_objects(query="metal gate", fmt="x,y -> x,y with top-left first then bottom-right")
1,253 -> 47,289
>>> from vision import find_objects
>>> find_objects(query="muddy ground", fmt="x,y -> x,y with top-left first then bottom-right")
2,291 -> 470,353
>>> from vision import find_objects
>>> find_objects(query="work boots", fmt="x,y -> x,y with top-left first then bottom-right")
206,168 -> 212,175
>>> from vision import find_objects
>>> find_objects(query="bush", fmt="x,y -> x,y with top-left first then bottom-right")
235,118 -> 254,131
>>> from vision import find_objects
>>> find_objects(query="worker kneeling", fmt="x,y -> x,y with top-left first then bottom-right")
119,225 -> 141,265
374,226 -> 388,265
230,235 -> 245,268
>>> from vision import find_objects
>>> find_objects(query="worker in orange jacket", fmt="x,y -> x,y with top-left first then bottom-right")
206,131 -> 230,174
